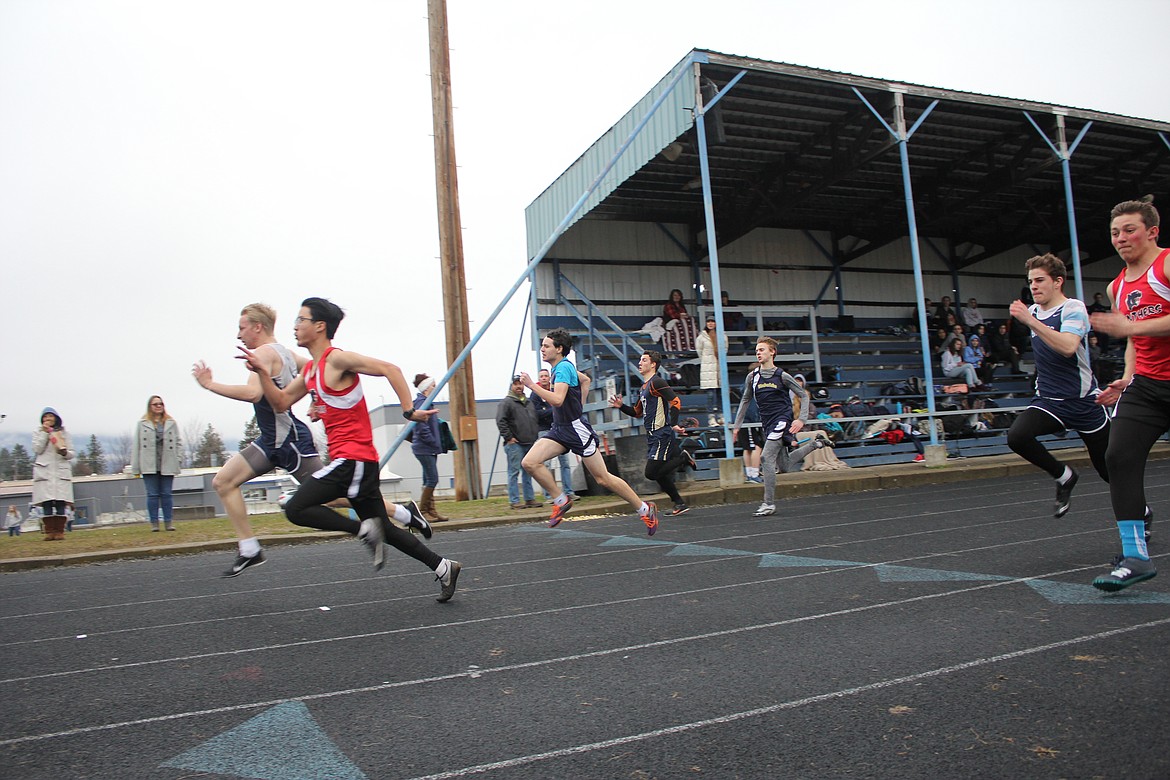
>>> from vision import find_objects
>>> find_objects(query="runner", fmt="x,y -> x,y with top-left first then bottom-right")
239,297 -> 461,602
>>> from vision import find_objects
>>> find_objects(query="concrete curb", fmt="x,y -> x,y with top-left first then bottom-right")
4,446 -> 1166,572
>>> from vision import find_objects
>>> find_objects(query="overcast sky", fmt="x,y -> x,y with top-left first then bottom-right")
3,0 -> 1168,448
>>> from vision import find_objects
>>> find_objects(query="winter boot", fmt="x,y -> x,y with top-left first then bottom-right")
421,487 -> 449,522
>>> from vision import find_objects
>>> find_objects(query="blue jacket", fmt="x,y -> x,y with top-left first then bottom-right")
410,392 -> 443,456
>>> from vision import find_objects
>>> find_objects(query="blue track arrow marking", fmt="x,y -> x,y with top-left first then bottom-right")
1026,579 -> 1170,605
758,554 -> 862,568
600,536 -> 675,547
667,544 -> 759,557
874,565 -> 1014,582
161,701 -> 367,780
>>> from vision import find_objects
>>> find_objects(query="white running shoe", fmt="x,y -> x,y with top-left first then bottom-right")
753,503 -> 776,516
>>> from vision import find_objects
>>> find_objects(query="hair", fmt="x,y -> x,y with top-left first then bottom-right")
642,350 -> 666,369
668,288 -> 684,301
756,336 -> 779,353
40,410 -> 63,430
949,337 -> 964,353
413,373 -> 429,387
544,328 -> 573,358
1025,253 -> 1067,282
1110,196 -> 1159,229
240,303 -> 277,333
142,395 -> 171,423
301,297 -> 345,339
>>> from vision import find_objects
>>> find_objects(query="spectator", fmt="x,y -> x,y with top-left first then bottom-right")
410,373 -> 449,523
32,408 -> 74,542
962,335 -> 995,387
934,296 -> 959,327
986,320 -> 1022,374
697,314 -> 727,411
496,375 -> 541,510
661,288 -> 698,352
930,327 -> 950,357
130,395 -> 182,532
960,297 -> 986,329
721,290 -> 752,352
941,338 -> 980,388
950,323 -> 967,348
5,506 -> 22,537
1087,291 -> 1112,353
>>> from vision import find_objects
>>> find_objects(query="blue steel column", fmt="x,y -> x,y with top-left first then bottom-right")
1024,111 -> 1093,303
853,87 -> 940,445
694,63 -> 747,460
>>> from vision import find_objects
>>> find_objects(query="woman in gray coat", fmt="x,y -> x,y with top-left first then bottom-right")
131,395 -> 182,531
32,407 -> 74,541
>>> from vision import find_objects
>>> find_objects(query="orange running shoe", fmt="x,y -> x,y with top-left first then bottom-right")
548,499 -> 573,528
642,501 -> 659,536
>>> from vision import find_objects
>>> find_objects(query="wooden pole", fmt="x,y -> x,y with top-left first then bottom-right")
427,0 -> 482,499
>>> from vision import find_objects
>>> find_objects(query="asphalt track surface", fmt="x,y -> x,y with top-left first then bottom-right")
2,463 -> 1168,780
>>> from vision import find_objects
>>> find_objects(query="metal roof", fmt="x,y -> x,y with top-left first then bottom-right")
526,49 -> 1170,269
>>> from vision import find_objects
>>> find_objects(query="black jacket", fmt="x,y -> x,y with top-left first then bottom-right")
496,394 -> 540,444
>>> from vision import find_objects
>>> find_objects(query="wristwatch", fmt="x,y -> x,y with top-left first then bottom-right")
402,408 -> 415,419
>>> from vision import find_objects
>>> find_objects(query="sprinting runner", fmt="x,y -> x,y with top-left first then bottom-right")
1088,198 -> 1170,592
732,337 -> 818,516
609,350 -> 692,517
1006,254 -> 1112,518
240,297 -> 461,602
519,328 -> 660,535
194,303 -> 325,577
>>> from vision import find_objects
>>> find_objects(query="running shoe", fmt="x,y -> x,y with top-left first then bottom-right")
357,518 -> 386,570
1092,556 -> 1156,592
548,499 -> 573,528
436,560 -> 461,603
683,449 -> 697,471
642,502 -> 659,536
1053,469 -> 1079,518
1145,506 -> 1154,542
753,503 -> 776,516
222,551 -> 266,578
670,503 -> 690,516
746,475 -> 763,484
403,500 -> 433,539
913,454 -> 925,462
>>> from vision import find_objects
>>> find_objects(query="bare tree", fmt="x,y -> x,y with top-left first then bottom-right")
182,417 -> 204,468
107,434 -> 134,474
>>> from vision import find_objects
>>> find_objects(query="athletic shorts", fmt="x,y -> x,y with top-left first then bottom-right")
545,420 -> 599,458
646,432 -> 680,462
1114,374 -> 1170,431
298,458 -> 385,520
762,416 -> 794,444
736,425 -> 762,451
241,439 -> 322,483
1028,395 -> 1109,434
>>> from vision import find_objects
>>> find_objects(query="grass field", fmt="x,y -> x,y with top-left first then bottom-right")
0,494 -> 567,560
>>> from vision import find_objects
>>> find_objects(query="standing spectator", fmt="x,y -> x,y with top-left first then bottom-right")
5,506 -> 22,536
661,288 -> 698,352
531,369 -> 577,501
410,373 -> 449,523
697,314 -> 727,414
1087,291 -> 1112,354
941,338 -> 980,388
131,395 -> 182,531
32,408 -> 74,541
986,320 -> 1022,374
960,297 -> 986,329
496,375 -> 541,510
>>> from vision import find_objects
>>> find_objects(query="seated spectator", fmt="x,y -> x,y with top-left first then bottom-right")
986,320 -> 1022,374
949,322 -> 967,348
720,290 -> 752,352
930,327 -> 950,357
941,337 -> 980,388
934,295 -> 958,326
817,405 -> 847,444
962,335 -> 995,387
960,297 -> 986,329
661,288 -> 697,352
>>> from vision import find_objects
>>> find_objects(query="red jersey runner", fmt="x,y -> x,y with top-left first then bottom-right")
1110,248 -> 1170,381
305,346 -> 379,462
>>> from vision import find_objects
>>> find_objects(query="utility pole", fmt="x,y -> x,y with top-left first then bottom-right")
427,0 -> 482,499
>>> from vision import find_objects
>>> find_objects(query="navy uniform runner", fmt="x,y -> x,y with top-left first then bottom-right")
1026,298 -> 1108,433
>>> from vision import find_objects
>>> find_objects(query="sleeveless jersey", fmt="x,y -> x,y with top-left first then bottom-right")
1110,248 -> 1170,380
1028,298 -> 1097,399
634,376 -> 681,443
305,347 -> 379,462
750,367 -> 794,427
254,343 -> 312,449
550,359 -> 583,425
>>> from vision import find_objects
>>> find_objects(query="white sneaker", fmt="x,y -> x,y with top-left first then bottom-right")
357,518 -> 385,570
753,503 -> 776,516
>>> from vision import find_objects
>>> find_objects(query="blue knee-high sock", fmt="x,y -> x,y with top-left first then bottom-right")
1118,520 -> 1149,560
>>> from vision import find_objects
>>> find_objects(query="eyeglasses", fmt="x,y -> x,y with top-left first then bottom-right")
294,316 -> 315,325
151,402 -> 164,407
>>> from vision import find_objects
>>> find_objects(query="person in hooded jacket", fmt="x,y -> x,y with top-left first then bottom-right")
32,408 -> 74,541
410,373 -> 449,522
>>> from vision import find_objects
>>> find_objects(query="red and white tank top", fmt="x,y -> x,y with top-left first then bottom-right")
1110,248 -> 1170,381
305,347 -> 379,461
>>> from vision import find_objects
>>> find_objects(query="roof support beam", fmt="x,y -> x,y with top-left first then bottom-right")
854,85 -> 942,444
